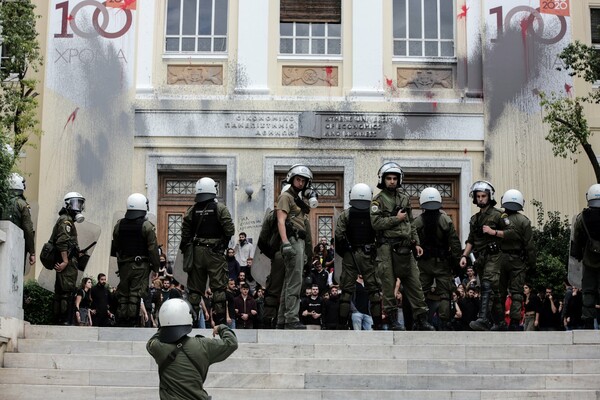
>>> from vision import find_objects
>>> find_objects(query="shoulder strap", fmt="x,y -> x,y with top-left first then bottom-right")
158,335 -> 204,377
581,213 -> 594,241
158,336 -> 190,375
192,202 -> 211,240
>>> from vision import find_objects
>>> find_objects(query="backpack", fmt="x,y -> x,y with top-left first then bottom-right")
257,209 -> 280,260
582,213 -> 600,254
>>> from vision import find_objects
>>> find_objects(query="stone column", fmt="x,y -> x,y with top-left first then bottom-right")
236,0 -> 270,94
135,0 -> 156,95
351,0 -> 384,97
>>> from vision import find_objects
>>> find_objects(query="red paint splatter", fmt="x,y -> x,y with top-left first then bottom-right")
425,91 -> 437,110
67,14 -> 74,21
564,83 -> 573,96
457,5 -> 468,20
464,148 -> 468,155
520,15 -> 534,80
385,77 -> 393,87
325,66 -> 334,86
63,107 -> 80,132
120,0 -> 136,10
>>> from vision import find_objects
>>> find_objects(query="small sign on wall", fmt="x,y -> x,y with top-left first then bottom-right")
540,0 -> 569,17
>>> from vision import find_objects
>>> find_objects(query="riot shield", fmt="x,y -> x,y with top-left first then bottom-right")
173,247 -> 187,287
252,208 -> 274,289
37,220 -> 101,292
333,206 -> 343,283
568,215 -> 583,288
108,211 -> 157,289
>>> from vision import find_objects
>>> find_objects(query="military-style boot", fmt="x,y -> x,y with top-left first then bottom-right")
387,310 -> 406,331
413,313 -> 435,331
583,319 -> 595,330
470,285 -> 492,331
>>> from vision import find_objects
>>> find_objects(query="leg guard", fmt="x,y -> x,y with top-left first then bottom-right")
188,290 -> 203,324
368,290 -> 382,319
212,288 -> 227,316
338,292 -> 353,322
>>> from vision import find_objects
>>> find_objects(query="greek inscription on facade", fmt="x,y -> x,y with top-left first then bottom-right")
322,115 -> 398,139
224,114 -> 298,137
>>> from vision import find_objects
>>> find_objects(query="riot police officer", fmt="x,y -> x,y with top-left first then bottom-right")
496,189 -> 536,330
180,177 -> 234,325
335,183 -> 383,329
2,173 -> 35,267
370,162 -> 434,331
413,187 -> 462,330
51,192 -> 85,325
147,298 -> 238,400
459,181 -> 508,331
277,164 -> 315,329
571,184 -> 600,329
111,193 -> 161,327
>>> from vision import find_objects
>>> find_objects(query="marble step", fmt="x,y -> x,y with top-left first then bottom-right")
15,338 -> 600,360
1,368 -> 599,390
0,385 -> 598,400
23,324 -> 600,345
5,352 -> 600,375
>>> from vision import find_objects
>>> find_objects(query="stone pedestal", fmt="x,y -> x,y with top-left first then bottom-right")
0,221 -> 24,320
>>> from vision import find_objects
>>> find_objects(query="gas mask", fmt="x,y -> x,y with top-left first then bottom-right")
303,187 -> 319,209
66,197 -> 85,223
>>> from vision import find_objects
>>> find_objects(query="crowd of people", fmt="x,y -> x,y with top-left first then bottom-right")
3,164 -> 600,331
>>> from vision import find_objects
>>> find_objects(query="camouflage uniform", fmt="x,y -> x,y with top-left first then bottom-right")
466,207 -> 507,325
371,189 -> 428,321
180,200 -> 234,322
50,212 -> 79,324
414,211 -> 462,326
500,211 -> 535,327
111,218 -> 161,326
571,208 -> 600,327
336,208 -> 382,328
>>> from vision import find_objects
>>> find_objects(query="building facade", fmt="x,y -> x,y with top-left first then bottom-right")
24,0 -> 599,285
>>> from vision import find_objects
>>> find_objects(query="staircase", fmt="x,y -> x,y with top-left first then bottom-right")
1,325 -> 599,400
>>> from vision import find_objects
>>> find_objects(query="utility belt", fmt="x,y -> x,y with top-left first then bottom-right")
193,238 -> 225,253
421,247 -> 450,260
352,244 -> 376,255
377,237 -> 410,247
285,221 -> 306,240
475,242 -> 501,257
119,256 -> 149,266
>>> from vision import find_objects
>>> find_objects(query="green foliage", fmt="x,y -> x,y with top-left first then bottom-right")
527,200 -> 571,297
0,0 -> 43,211
23,279 -> 54,325
539,41 -> 600,182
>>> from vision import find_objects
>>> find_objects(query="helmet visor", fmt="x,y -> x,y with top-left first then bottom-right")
66,198 -> 85,212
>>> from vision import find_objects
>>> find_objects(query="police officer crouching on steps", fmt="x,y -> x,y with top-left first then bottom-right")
335,183 -> 383,329
147,298 -> 238,400
111,193 -> 160,327
180,177 -> 234,326
51,192 -> 86,325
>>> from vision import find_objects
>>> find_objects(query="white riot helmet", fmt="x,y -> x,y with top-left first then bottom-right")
377,162 -> 403,189
501,189 -> 525,211
286,164 -> 313,191
586,184 -> 600,208
64,192 -> 85,223
195,177 -> 217,203
349,183 -> 373,210
469,180 -> 496,206
8,173 -> 24,192
125,193 -> 149,219
158,298 -> 193,343
419,187 -> 442,210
